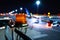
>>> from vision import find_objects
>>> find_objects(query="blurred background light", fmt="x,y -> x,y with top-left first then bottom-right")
20,7 -> 23,10
36,0 -> 40,6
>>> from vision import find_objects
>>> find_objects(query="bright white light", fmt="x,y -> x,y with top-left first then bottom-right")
11,25 -> 14,27
15,9 -> 17,12
20,7 -> 23,10
9,12 -> 11,14
11,11 -> 14,13
31,18 -> 38,23
9,10 -> 15,14
4,17 -> 10,19
12,11 -> 15,13
36,0 -> 40,5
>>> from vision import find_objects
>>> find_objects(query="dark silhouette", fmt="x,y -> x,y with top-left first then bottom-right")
14,29 -> 32,40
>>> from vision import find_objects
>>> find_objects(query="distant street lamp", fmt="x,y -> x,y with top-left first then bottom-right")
36,0 -> 40,13
20,7 -> 23,13
20,8 -> 23,10
15,9 -> 17,12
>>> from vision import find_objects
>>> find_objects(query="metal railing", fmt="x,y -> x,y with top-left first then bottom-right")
4,24 -> 32,40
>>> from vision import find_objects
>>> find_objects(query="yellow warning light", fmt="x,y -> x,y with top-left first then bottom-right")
48,12 -> 50,15
48,12 -> 50,17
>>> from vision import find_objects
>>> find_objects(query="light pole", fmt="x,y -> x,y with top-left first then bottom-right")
36,0 -> 40,13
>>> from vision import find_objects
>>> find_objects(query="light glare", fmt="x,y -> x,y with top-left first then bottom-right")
36,0 -> 40,5
15,9 -> 17,12
20,8 -> 23,10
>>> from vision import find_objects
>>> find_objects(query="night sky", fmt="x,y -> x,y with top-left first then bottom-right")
0,0 -> 60,14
